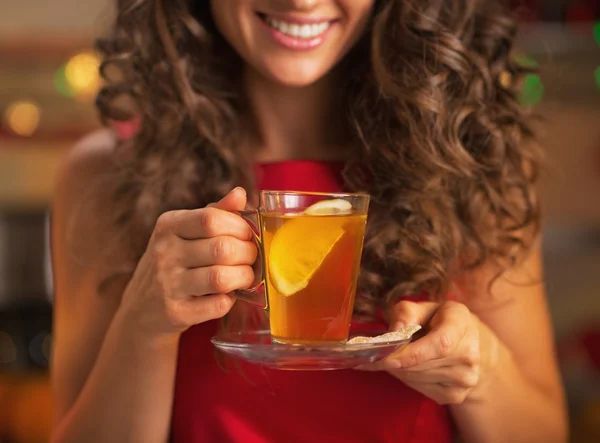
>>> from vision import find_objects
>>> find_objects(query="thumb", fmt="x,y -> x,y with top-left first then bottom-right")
389,301 -> 439,331
208,187 -> 248,212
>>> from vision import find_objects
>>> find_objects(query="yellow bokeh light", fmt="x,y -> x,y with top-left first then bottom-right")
65,51 -> 101,98
4,100 -> 41,137
499,71 -> 513,89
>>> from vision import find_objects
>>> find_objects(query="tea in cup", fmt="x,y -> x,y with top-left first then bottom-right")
233,191 -> 369,344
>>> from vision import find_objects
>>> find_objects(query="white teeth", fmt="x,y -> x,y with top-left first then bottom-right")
265,17 -> 330,39
300,24 -> 311,38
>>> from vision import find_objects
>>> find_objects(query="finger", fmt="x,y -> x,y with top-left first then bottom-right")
355,355 -> 452,372
389,303 -> 473,367
156,188 -> 250,240
181,236 -> 258,267
415,383 -> 471,405
389,301 -> 439,330
387,354 -> 463,371
176,293 -> 237,324
390,320 -> 467,368
395,365 -> 480,389
179,265 -> 255,296
166,207 -> 252,241
207,187 -> 248,211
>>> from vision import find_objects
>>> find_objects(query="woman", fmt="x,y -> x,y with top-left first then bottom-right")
50,0 -> 567,442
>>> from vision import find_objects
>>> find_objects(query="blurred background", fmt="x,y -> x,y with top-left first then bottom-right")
0,0 -> 599,442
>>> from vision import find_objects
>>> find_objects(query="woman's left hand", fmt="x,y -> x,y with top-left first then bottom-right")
356,300 -> 500,405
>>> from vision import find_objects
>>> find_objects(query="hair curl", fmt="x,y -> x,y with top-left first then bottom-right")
96,0 -> 542,319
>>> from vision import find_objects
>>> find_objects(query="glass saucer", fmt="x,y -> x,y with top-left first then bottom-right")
211,328 -> 419,371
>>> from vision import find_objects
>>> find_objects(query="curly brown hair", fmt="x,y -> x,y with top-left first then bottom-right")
96,0 -> 541,319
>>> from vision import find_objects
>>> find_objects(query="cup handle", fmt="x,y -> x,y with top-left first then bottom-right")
231,209 -> 268,309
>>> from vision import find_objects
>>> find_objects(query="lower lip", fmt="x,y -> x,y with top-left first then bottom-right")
258,17 -> 333,51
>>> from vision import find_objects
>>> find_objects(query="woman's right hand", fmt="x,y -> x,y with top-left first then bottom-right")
117,187 -> 257,339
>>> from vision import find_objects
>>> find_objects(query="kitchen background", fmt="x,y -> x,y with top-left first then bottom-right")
0,0 -> 599,442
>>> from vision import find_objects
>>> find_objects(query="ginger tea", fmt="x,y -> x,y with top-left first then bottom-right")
262,207 -> 367,344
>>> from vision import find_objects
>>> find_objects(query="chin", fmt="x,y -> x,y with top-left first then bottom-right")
265,73 -> 327,88
256,60 -> 333,88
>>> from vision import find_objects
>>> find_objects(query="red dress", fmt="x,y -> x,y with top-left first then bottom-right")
170,161 -> 453,443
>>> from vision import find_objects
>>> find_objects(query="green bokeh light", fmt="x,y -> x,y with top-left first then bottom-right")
594,22 -> 600,48
595,67 -> 600,90
54,64 -> 75,98
519,74 -> 544,107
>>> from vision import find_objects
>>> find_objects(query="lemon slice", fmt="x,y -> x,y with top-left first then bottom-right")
269,218 -> 345,297
304,199 -> 352,216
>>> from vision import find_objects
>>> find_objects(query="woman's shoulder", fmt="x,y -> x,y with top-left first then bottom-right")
59,128 -> 119,178
54,128 -> 120,208
52,129 -> 132,283
53,129 -> 120,227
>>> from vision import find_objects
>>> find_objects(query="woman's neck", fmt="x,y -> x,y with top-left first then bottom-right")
241,66 -> 350,163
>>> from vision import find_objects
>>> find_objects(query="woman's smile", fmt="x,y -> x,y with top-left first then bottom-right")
257,13 -> 337,50
211,0 -> 374,86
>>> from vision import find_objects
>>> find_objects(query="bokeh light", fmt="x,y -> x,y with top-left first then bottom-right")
4,100 -> 41,137
593,22 -> 600,48
64,51 -> 101,99
519,74 -> 545,107
499,71 -> 513,89
514,54 -> 544,106
54,64 -> 75,98
595,67 -> 600,90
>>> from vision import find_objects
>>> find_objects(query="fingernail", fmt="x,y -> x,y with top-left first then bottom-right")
232,187 -> 246,195
389,360 -> 402,369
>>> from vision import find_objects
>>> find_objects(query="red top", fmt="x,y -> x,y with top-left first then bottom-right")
170,161 -> 453,443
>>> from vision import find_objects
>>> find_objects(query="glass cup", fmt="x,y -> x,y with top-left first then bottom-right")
233,191 -> 369,344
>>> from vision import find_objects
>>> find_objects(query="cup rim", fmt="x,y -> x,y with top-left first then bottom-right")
260,190 -> 370,199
